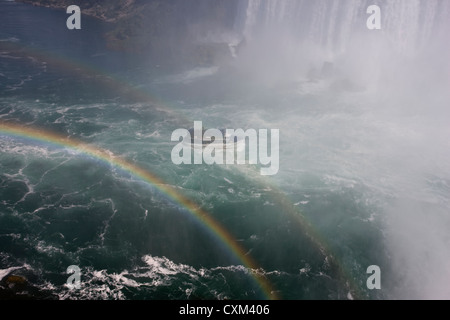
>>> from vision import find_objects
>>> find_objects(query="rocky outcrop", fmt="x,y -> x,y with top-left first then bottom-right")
15,0 -> 240,64
0,273 -> 56,299
15,0 -> 138,22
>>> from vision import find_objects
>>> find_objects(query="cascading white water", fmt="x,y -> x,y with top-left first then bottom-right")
236,0 -> 450,57
228,0 -> 450,300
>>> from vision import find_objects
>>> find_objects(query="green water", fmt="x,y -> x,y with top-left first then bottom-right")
1,0 -> 449,300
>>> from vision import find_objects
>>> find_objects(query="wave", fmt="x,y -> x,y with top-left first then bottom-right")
0,264 -> 32,282
155,67 -> 219,84
55,254 -> 279,300
0,37 -> 19,43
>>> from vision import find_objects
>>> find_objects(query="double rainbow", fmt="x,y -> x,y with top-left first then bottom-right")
0,121 -> 278,299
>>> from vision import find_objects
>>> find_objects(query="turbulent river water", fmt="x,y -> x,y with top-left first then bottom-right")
1,0 -> 450,300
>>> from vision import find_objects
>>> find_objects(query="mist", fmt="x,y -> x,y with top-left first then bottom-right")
1,0 -> 450,300
214,0 -> 450,299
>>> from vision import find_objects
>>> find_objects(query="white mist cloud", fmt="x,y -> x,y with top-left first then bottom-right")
227,0 -> 450,299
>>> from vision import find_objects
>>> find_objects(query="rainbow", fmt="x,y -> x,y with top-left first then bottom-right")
242,169 -> 364,300
0,121 -> 278,300
1,39 -> 361,300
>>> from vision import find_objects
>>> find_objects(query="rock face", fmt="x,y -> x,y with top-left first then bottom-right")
15,0 -> 241,64
5,275 -> 27,286
0,272 -> 58,300
0,274 -> 29,298
16,0 -> 138,22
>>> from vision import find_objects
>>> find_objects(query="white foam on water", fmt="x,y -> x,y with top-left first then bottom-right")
0,266 -> 21,281
294,201 -> 309,206
299,264 -> 311,274
0,52 -> 21,59
135,130 -> 160,139
224,177 -> 233,184
35,241 -> 65,256
55,254 -> 283,300
156,67 -> 219,84
0,264 -> 31,281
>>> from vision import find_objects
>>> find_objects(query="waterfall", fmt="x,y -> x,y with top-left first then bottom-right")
235,0 -> 450,57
